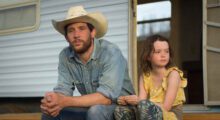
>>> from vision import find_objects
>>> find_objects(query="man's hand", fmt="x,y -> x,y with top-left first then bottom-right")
124,95 -> 139,105
117,96 -> 127,105
117,95 -> 139,106
40,92 -> 65,117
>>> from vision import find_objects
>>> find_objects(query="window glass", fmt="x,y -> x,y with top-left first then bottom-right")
137,1 -> 171,40
0,0 -> 39,35
137,1 -> 171,21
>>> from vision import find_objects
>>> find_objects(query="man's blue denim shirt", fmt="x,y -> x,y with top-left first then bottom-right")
54,39 -> 135,102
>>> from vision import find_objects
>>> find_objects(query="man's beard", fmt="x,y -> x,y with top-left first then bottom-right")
72,38 -> 92,54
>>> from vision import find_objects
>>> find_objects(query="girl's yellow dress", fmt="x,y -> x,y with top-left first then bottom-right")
143,67 -> 187,120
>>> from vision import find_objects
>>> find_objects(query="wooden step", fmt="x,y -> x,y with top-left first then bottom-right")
183,113 -> 220,120
0,113 -> 220,120
0,113 -> 41,120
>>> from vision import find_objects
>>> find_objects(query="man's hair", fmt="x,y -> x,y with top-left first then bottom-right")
87,23 -> 95,32
64,23 -> 95,36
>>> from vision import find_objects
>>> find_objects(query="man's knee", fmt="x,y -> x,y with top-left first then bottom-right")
41,113 -> 56,120
87,105 -> 107,116
87,105 -> 115,120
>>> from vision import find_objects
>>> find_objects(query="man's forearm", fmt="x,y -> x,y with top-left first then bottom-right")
62,92 -> 112,107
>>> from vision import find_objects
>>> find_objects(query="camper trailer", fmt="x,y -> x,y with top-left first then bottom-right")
0,0 -> 220,119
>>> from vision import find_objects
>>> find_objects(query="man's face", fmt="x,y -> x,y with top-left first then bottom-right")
66,22 -> 95,54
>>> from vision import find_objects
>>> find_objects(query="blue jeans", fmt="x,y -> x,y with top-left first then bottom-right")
42,104 -> 116,120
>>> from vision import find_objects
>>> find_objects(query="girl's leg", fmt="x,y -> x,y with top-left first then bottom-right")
114,105 -> 136,120
137,100 -> 163,120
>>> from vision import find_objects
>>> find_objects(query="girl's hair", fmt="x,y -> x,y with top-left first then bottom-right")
140,34 -> 174,75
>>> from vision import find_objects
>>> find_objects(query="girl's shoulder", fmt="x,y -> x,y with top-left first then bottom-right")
142,72 -> 151,80
165,67 -> 184,78
163,67 -> 187,88
141,73 -> 153,87
141,72 -> 153,92
166,67 -> 181,74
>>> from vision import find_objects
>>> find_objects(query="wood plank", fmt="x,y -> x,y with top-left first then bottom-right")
0,113 -> 41,120
0,113 -> 220,120
183,113 -> 220,120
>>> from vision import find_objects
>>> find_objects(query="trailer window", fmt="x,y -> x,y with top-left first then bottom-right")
0,0 -> 40,35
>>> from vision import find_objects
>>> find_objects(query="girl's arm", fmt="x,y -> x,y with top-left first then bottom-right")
162,70 -> 181,111
138,75 -> 147,101
119,75 -> 148,105
125,75 -> 148,105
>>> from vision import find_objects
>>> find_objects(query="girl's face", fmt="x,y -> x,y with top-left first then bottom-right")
149,40 -> 170,68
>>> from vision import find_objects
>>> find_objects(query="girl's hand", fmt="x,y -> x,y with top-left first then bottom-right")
117,96 -> 127,105
124,95 -> 139,105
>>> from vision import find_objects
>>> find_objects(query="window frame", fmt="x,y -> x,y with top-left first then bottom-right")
0,0 -> 40,36
137,1 -> 171,40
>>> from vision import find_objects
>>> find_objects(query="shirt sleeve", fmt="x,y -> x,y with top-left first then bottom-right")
162,67 -> 187,90
53,50 -> 74,96
96,48 -> 127,101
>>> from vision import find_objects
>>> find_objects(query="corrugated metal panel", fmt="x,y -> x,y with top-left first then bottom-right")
0,0 -> 129,97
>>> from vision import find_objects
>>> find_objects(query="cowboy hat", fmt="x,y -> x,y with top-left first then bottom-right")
52,6 -> 108,38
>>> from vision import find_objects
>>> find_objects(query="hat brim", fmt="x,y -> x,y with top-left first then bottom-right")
52,12 -> 108,38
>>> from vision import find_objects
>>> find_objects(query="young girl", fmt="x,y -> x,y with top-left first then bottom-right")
116,35 -> 187,120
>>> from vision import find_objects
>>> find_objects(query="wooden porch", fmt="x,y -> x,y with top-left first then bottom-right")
0,113 -> 220,120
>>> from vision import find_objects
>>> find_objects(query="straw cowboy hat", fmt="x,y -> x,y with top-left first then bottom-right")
52,6 -> 108,38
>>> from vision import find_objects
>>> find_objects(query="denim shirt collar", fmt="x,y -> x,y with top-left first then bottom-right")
67,39 -> 101,61
91,39 -> 101,60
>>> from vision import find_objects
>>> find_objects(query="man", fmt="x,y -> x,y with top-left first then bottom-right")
41,6 -> 135,120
